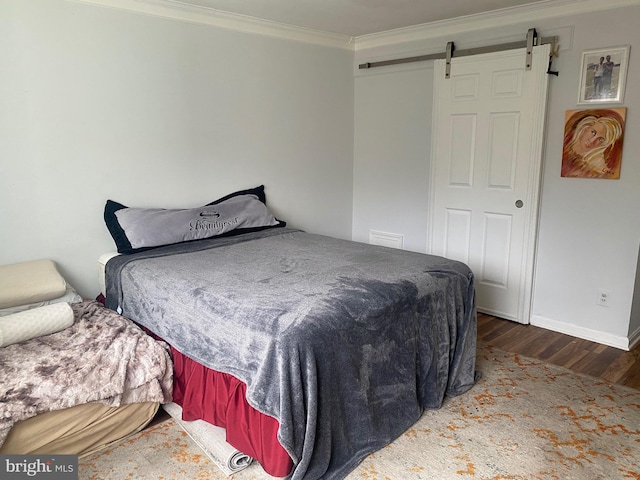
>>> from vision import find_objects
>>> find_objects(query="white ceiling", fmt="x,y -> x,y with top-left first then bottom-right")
166,0 -> 554,37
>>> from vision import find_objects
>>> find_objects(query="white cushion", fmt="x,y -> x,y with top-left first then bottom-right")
0,260 -> 67,309
0,302 -> 74,347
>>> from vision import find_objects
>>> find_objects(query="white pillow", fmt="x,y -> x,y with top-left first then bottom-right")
0,302 -> 74,348
0,259 -> 67,309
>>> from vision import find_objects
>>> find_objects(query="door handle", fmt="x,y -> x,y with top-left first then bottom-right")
515,200 -> 524,208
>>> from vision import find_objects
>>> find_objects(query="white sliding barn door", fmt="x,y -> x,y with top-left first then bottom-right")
428,45 -> 550,323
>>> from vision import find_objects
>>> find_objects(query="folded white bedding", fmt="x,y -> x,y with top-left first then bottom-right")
0,303 -> 74,348
0,285 -> 83,317
0,260 -> 67,309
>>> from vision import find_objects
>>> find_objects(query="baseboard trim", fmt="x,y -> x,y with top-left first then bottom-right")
530,315 -> 630,351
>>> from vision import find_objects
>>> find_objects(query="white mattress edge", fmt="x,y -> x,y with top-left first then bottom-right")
98,252 -> 120,295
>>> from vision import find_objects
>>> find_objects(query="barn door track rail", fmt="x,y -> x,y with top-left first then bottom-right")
358,28 -> 559,77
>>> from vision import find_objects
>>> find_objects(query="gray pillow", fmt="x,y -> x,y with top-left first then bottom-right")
113,193 -> 282,251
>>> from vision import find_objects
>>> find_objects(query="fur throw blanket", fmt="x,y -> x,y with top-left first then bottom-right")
0,300 -> 173,446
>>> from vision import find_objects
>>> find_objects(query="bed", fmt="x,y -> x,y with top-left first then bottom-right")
0,299 -> 174,456
101,186 -> 478,479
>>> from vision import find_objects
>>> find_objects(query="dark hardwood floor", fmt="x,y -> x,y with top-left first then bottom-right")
477,312 -> 640,390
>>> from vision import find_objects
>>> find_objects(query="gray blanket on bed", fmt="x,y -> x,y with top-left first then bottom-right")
106,228 -> 477,479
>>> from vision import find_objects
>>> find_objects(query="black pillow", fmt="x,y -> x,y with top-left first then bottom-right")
207,185 -> 267,205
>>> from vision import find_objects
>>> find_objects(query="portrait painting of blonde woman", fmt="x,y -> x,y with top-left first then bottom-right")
561,108 -> 626,179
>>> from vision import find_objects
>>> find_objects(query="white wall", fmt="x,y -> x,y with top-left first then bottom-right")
531,7 -> 640,348
353,5 -> 640,348
353,65 -> 433,253
0,0 -> 354,298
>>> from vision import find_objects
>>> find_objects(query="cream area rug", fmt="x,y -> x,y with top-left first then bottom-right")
79,344 -> 640,479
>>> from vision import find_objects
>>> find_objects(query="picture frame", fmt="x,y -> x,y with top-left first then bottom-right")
561,108 -> 626,180
577,45 -> 630,105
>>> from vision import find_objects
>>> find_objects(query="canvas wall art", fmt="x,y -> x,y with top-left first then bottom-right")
561,108 -> 626,180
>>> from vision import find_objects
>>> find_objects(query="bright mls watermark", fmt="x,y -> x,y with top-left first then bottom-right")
1,455 -> 77,479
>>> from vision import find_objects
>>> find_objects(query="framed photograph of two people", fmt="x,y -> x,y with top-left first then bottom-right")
577,45 -> 630,104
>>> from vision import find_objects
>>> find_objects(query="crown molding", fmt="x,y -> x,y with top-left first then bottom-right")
68,0 -> 355,50
68,0 -> 640,52
354,0 -> 640,51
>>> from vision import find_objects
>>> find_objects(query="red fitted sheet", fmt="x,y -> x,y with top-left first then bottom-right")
170,346 -> 293,478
